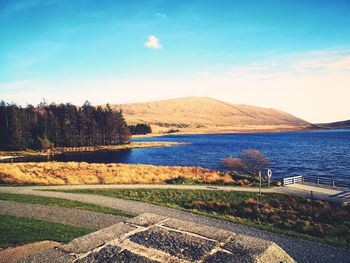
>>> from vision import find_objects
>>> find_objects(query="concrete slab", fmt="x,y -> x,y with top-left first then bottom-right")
163,218 -> 234,242
58,222 -> 136,253
18,213 -> 295,263
127,213 -> 168,227
75,245 -> 158,263
129,226 -> 217,261
286,184 -> 341,195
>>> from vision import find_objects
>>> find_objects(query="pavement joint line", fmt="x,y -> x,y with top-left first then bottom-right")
118,238 -> 189,263
156,224 -> 220,243
72,224 -> 148,260
199,236 -> 236,262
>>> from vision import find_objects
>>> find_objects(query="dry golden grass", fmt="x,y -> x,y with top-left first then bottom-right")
0,162 -> 233,185
116,97 -> 312,133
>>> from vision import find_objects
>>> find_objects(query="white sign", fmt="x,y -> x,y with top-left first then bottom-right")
267,169 -> 272,178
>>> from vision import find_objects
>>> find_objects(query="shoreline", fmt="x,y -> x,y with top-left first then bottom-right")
132,125 -> 325,138
0,141 -> 188,160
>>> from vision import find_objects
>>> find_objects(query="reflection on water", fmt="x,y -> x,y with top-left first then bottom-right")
8,149 -> 132,164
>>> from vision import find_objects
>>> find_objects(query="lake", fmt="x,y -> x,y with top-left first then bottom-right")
4,129 -> 350,180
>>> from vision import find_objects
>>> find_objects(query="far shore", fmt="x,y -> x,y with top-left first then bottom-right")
132,125 -> 321,138
0,141 -> 188,160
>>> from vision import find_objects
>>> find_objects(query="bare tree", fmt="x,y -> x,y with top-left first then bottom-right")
239,149 -> 269,175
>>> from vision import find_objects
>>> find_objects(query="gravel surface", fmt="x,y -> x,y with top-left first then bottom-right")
0,241 -> 60,263
0,200 -> 125,229
130,226 -> 217,261
1,185 -> 349,262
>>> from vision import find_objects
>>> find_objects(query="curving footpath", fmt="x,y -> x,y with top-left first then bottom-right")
0,200 -> 125,229
0,185 -> 349,263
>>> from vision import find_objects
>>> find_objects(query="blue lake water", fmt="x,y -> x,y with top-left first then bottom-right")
7,129 -> 350,180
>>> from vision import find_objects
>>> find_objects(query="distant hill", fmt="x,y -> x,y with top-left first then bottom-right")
111,97 -> 313,134
317,119 -> 350,129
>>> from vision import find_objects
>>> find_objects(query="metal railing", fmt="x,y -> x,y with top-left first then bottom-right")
283,175 -> 303,186
303,175 -> 350,188
283,175 -> 350,188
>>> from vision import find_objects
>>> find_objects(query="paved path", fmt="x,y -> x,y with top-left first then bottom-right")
0,200 -> 125,229
0,185 -> 349,262
2,183 -> 346,203
286,183 -> 350,203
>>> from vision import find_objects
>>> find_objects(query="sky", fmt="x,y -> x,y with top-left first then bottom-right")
0,0 -> 350,123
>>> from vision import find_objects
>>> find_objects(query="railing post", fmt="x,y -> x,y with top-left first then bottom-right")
292,177 -> 295,184
332,181 -> 335,187
317,178 -> 320,185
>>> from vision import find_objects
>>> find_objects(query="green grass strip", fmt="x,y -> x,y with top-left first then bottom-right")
0,214 -> 92,248
0,192 -> 134,218
58,188 -> 350,249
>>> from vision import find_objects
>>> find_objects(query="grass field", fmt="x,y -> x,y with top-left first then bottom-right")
0,192 -> 133,218
0,214 -> 92,248
59,188 -> 350,249
0,162 -> 233,185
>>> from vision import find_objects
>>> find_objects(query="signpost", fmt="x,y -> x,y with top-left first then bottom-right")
259,171 -> 262,195
257,170 -> 272,211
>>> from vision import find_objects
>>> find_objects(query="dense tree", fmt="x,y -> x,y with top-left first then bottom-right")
0,101 -> 131,150
128,123 -> 152,135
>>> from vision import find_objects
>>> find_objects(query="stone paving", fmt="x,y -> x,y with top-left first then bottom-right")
19,213 -> 295,263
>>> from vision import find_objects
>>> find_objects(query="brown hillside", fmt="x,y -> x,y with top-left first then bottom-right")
317,119 -> 350,129
111,97 -> 311,133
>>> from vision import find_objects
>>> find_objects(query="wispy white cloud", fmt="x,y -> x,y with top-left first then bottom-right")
188,48 -> 350,122
154,12 -> 167,19
144,35 -> 162,49
292,54 -> 350,73
223,48 -> 350,79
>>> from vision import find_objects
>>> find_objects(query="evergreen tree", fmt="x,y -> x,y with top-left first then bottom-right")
0,101 -> 131,150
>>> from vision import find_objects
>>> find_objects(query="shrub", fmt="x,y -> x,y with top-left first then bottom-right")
221,157 -> 245,173
239,149 -> 269,175
220,149 -> 269,177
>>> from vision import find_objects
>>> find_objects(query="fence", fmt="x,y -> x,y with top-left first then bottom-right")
283,175 -> 303,186
283,175 -> 350,188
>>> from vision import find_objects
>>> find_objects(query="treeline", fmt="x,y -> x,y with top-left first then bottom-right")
128,123 -> 152,135
0,101 -> 131,151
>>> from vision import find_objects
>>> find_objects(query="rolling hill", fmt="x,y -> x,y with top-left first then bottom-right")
111,97 -> 313,134
316,119 -> 350,129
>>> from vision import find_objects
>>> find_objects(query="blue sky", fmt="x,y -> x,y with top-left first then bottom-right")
1,0 -> 350,122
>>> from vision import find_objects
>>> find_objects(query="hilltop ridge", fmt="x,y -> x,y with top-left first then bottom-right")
111,97 -> 312,134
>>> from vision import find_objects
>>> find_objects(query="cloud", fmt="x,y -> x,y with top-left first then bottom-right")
292,54 -> 350,73
187,48 -> 350,122
222,48 -> 350,80
154,12 -> 167,19
144,35 -> 162,49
